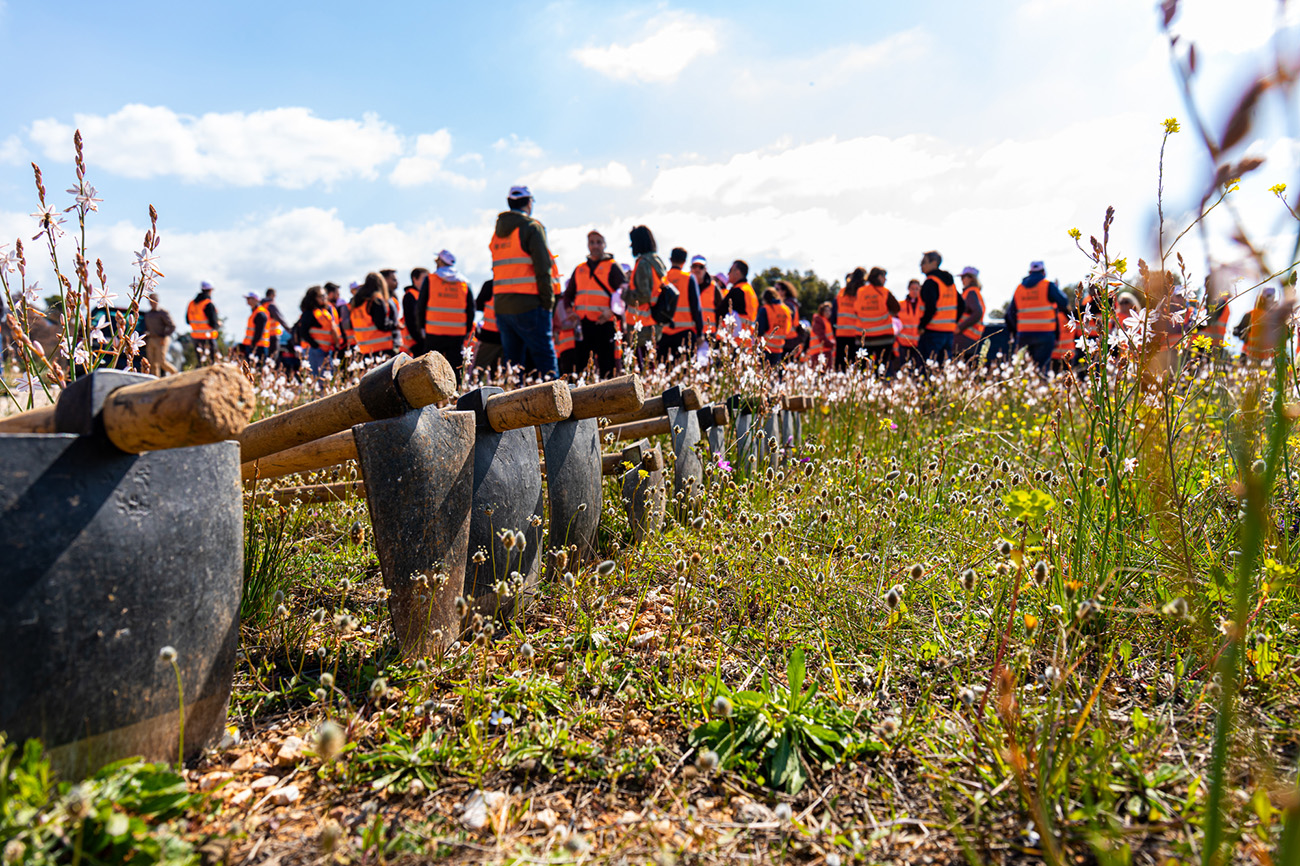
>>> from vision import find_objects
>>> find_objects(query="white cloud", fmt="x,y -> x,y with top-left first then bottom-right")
1171,0 -> 1300,55
492,134 -> 544,160
28,104 -> 404,188
571,12 -> 718,83
523,161 -> 633,193
389,130 -> 484,189
0,134 -> 24,165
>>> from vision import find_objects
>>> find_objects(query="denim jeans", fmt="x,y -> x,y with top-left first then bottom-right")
307,347 -> 334,380
1016,331 -> 1057,374
497,306 -> 558,379
917,330 -> 954,365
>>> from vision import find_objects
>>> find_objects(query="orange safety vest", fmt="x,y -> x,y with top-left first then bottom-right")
424,274 -> 470,337
732,282 -> 758,347
572,259 -> 618,323
1013,279 -> 1057,333
961,286 -> 984,339
700,282 -> 718,333
926,276 -> 959,333
242,304 -> 271,348
661,267 -> 696,335
1203,301 -> 1230,346
481,294 -> 498,334
810,313 -> 835,356
266,306 -> 284,340
857,285 -> 893,340
898,297 -> 921,348
350,302 -> 390,354
187,298 -> 217,340
835,288 -> 861,338
396,288 -> 418,353
307,306 -> 341,351
627,259 -> 662,331
490,227 -> 543,296
1053,311 -> 1076,360
761,301 -> 795,352
1244,297 -> 1274,361
554,323 -> 576,356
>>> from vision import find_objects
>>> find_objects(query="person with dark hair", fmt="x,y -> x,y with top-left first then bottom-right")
187,281 -> 220,365
774,280 -> 803,360
954,267 -> 985,358
657,247 -> 704,361
832,268 -> 865,370
623,225 -> 667,364
757,287 -> 796,367
416,250 -> 475,385
809,301 -> 835,368
379,269 -> 404,354
401,267 -> 429,355
564,230 -> 626,377
238,291 -> 272,362
917,250 -> 965,366
490,185 -> 559,378
261,288 -> 289,361
893,278 -> 924,374
718,260 -> 758,348
473,279 -> 504,374
1005,260 -> 1069,373
298,284 -> 342,382
350,271 -> 398,358
858,267 -> 900,373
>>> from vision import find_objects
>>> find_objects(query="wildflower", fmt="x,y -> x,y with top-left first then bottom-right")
455,596 -> 468,617
65,785 -> 90,820
774,803 -> 793,823
998,540 -> 1013,556
1163,117 -> 1180,134
1040,666 -> 1062,686
1122,457 -> 1138,475
158,645 -> 178,663
314,720 -> 345,760
312,608 -> 327,625
696,749 -> 720,771
368,677 -> 388,701
1067,227 -> 1082,240
884,586 -> 901,610
1269,182 -> 1287,197
909,562 -> 924,579
501,529 -> 517,549
489,708 -> 513,727
519,642 -> 535,660
879,716 -> 900,737
1161,597 -> 1189,618
1024,613 -> 1039,633
1094,476 -> 1107,488
597,560 -> 617,576
711,695 -> 734,718
958,687 -> 976,708
1033,560 -> 1048,582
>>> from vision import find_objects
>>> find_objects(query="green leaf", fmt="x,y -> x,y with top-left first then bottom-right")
787,647 -> 806,708
1004,487 -> 1056,523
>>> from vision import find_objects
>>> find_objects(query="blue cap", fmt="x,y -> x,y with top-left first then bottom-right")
1029,260 -> 1045,271
437,249 -> 456,265
960,266 -> 979,277
508,185 -> 532,199
200,280 -> 214,290
690,255 -> 707,266
349,281 -> 360,290
244,291 -> 260,301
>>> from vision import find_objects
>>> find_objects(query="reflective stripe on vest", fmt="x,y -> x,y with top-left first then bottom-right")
810,313 -> 834,355
1204,303 -> 1230,345
701,283 -> 718,333
926,277 -> 958,332
267,310 -> 284,339
573,259 -> 618,322
1013,279 -> 1056,333
187,298 -> 217,340
961,286 -> 985,339
308,307 -> 340,351
761,301 -> 795,352
424,275 -> 470,336
898,298 -> 921,347
627,259 -> 660,329
857,285 -> 893,339
482,295 -> 498,333
1245,299 -> 1274,360
554,327 -> 576,356
662,267 -> 696,335
490,227 -> 538,295
242,304 -> 271,348
835,289 -> 861,337
732,282 -> 758,346
351,303 -> 389,354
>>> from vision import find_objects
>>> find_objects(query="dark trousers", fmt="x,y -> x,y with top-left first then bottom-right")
917,331 -> 954,366
834,337 -> 860,371
424,333 -> 468,386
558,348 -> 579,377
890,344 -> 923,377
572,318 -> 619,378
861,341 -> 894,374
656,329 -> 695,362
1017,332 -> 1057,374
498,307 -> 558,379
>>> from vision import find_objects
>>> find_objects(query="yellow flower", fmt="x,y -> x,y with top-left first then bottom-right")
1113,258 -> 1128,275
1068,227 -> 1082,240
1269,183 -> 1287,197
1224,177 -> 1240,193
1163,117 -> 1181,134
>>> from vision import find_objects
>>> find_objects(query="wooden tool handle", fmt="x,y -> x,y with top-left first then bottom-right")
103,365 -> 254,453
784,395 -> 815,412
682,388 -> 704,410
568,374 -> 644,421
395,351 -> 457,409
603,415 -> 670,442
0,405 -> 56,434
486,380 -> 573,432
0,366 -> 254,453
711,404 -> 730,427
238,354 -> 444,461
242,430 -> 358,481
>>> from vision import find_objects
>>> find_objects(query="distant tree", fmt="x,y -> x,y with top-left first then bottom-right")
753,266 -> 839,320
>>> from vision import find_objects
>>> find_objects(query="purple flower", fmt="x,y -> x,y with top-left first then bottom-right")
716,457 -> 733,474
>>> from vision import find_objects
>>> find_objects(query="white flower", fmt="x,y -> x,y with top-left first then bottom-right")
30,203 -> 66,240
134,247 -> 160,273
90,284 -> 118,307
0,245 -> 16,275
19,281 -> 41,307
72,342 -> 91,365
65,182 -> 102,214
88,320 -> 108,344
127,331 -> 146,354
1122,457 -> 1138,475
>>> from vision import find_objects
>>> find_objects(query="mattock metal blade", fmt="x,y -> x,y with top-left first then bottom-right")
354,406 -> 476,658
666,404 -> 702,514
540,416 -> 601,563
619,439 -> 665,545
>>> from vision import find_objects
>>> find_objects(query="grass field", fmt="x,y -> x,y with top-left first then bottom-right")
7,340 -> 1300,866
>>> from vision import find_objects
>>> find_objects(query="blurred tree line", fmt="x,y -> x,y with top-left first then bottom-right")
751,267 -> 841,321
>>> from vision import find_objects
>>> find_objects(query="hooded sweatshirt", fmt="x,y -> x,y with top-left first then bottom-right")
492,209 -> 556,315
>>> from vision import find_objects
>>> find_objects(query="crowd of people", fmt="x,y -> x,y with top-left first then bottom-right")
167,185 -> 1278,385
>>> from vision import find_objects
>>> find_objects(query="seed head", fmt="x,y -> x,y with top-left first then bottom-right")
455,596 -> 468,617
909,562 -> 924,579
711,695 -> 734,718
597,560 -> 617,576
314,719 -> 346,760
961,569 -> 977,591
1161,597 -> 1189,618
957,687 -> 976,708
520,642 -> 536,660
884,586 -> 901,610
1033,560 -> 1048,581
774,803 -> 793,823
320,672 -> 334,687
998,540 -> 1013,556
696,749 -> 720,771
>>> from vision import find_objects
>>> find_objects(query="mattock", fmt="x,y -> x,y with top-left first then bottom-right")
456,381 -> 572,620
615,439 -> 666,546
603,385 -> 703,426
597,386 -> 716,511
782,395 -> 815,456
726,394 -> 764,473
699,403 -> 729,458
540,374 -> 644,564
0,367 -> 254,778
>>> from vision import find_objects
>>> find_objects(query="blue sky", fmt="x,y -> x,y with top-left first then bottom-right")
1,0 -> 1297,336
